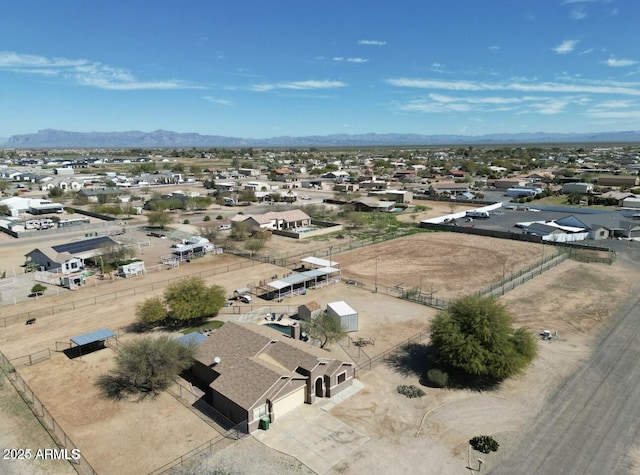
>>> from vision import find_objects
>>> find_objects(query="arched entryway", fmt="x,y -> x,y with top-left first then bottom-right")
315,377 -> 324,397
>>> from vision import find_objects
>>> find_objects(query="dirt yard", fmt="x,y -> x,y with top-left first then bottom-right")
329,256 -> 640,475
15,348 -> 227,475
336,232 -> 546,297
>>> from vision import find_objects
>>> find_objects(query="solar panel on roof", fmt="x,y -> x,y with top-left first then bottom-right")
52,236 -> 115,255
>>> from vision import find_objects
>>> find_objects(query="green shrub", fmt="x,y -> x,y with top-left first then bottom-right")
469,435 -> 499,454
183,219 -> 190,224
397,384 -> 425,398
203,215 -> 211,221
216,215 -> 223,220
426,368 -> 449,388
31,283 -> 46,296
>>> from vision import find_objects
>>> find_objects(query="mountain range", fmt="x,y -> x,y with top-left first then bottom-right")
3,129 -> 640,148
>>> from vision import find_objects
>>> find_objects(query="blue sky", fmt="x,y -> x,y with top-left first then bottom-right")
1,0 -> 639,139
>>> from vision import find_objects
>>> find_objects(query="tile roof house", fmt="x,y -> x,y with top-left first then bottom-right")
191,322 -> 355,433
235,210 -> 312,231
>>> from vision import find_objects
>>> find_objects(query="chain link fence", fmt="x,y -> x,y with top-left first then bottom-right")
0,260 -> 260,327
0,350 -> 97,475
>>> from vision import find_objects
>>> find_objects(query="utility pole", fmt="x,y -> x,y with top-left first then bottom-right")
375,257 -> 378,293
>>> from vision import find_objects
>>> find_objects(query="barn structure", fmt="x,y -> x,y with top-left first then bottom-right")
327,301 -> 358,332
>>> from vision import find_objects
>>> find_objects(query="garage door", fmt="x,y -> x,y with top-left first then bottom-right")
272,385 -> 305,419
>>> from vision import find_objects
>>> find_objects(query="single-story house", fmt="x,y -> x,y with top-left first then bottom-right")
40,176 -> 85,192
272,168 -> 295,182
358,180 -> 389,191
191,322 -> 355,433
428,182 -> 470,195
386,190 -> 413,204
334,183 -> 360,193
492,179 -> 529,190
238,210 -> 312,231
351,197 -> 396,212
237,168 -> 261,177
555,214 -> 640,240
322,170 -> 350,181
78,188 -> 124,202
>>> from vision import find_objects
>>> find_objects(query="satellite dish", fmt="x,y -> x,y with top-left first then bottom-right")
214,356 -> 221,365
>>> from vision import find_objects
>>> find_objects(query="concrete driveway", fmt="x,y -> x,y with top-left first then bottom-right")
253,381 -> 368,474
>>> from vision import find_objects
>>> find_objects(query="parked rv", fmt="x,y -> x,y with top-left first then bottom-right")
465,210 -> 490,219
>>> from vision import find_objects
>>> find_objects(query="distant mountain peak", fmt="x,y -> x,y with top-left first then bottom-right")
3,128 -> 640,148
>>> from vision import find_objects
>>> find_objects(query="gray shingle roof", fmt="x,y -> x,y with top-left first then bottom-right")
195,322 -> 345,410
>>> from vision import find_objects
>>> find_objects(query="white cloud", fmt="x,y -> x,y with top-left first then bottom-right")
488,46 -> 501,54
587,99 -> 639,119
250,80 -> 347,92
203,96 -> 233,106
395,93 -> 577,115
334,57 -> 368,63
0,51 -> 86,68
527,98 -> 571,115
358,40 -> 386,46
606,57 -> 639,67
587,110 -> 640,119
593,99 -> 635,109
385,77 -> 640,96
428,93 -> 523,105
570,6 -> 587,20
0,51 -> 197,90
553,40 -> 580,55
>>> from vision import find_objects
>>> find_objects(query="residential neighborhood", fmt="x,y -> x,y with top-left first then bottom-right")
0,143 -> 639,475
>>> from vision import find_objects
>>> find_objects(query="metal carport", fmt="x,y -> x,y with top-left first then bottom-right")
70,328 -> 117,359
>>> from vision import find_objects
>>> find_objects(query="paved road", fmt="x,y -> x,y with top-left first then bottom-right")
491,296 -> 640,475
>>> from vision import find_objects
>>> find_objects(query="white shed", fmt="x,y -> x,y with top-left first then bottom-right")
118,261 -> 146,278
327,301 -> 358,333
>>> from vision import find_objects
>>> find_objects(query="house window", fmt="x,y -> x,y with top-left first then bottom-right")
337,372 -> 346,384
70,262 -> 78,269
253,405 -> 267,420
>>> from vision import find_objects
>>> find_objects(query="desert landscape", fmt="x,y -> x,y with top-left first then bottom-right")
1,212 -> 639,474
